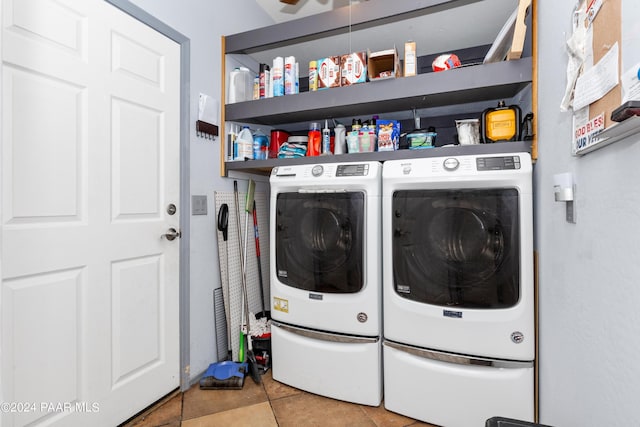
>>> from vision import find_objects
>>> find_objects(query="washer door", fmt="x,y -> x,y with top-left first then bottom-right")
275,191 -> 364,293
392,188 -> 520,308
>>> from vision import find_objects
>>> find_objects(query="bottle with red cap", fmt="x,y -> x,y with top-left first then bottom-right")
307,122 -> 321,156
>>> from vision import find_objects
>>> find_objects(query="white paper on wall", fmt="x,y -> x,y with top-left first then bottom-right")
621,62 -> 640,103
198,93 -> 219,125
560,2 -> 589,111
572,42 -> 619,111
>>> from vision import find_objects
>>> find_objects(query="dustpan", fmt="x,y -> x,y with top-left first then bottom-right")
199,361 -> 247,390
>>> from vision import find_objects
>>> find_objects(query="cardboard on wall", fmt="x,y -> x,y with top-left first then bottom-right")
588,0 -> 622,129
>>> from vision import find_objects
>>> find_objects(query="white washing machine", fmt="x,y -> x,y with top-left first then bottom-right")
269,161 -> 382,406
382,153 -> 534,427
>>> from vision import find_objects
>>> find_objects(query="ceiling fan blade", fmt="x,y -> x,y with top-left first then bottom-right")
279,0 -> 300,4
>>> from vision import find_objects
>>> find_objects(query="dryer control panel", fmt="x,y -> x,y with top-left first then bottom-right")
476,155 -> 521,171
336,163 -> 369,177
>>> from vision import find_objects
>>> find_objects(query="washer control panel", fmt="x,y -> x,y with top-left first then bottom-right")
476,155 -> 521,171
336,163 -> 369,177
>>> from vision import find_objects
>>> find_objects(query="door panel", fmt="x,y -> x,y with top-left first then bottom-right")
2,67 -> 85,222
1,0 -> 181,425
112,98 -> 161,218
112,256 -> 162,385
3,269 -> 84,427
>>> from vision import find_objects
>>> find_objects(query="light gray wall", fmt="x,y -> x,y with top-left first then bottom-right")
536,1 -> 640,426
127,0 -> 274,381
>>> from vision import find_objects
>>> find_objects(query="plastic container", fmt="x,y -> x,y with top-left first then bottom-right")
407,126 -> 437,149
235,126 -> 253,161
253,129 -> 268,160
370,116 -> 378,150
347,131 -> 359,153
307,122 -> 321,156
322,120 -> 331,155
227,123 -> 238,161
272,57 -> 284,97
228,67 -> 253,104
285,56 -> 296,95
456,119 -> 481,145
309,60 -> 318,91
359,124 -> 373,152
269,129 -> 290,159
333,124 -> 346,154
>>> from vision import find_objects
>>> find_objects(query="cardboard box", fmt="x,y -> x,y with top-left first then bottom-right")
367,47 -> 401,81
340,52 -> 368,86
404,41 -> 417,77
317,56 -> 341,89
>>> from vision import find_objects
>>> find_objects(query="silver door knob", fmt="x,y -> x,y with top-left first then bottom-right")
162,227 -> 181,241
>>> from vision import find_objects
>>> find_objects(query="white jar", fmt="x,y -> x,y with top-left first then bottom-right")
228,67 -> 252,104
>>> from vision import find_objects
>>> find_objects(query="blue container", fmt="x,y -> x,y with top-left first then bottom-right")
253,133 -> 269,160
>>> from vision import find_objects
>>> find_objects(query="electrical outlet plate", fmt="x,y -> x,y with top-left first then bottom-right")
192,195 -> 208,215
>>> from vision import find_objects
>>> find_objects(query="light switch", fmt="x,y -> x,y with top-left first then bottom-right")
192,195 -> 208,215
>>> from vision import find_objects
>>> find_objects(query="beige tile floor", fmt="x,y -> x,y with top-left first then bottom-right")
122,369 -> 436,427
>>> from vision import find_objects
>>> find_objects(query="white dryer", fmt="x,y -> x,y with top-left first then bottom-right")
269,161 -> 382,406
382,153 -> 534,427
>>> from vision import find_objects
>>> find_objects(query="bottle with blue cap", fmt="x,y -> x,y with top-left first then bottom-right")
235,126 -> 253,161
253,129 -> 268,160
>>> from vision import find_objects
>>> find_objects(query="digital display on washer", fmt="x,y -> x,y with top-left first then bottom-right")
476,156 -> 521,171
336,164 -> 369,176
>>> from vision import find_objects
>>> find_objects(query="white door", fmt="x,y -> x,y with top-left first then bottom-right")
1,0 -> 181,426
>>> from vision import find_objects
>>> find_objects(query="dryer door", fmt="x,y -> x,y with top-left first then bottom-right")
275,191 -> 364,293
392,188 -> 520,309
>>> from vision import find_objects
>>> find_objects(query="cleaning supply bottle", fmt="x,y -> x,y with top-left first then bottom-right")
236,126 -> 253,161
333,124 -> 346,154
359,120 -> 372,152
322,120 -> 331,155
252,129 -> 268,160
227,123 -> 238,161
307,122 -> 321,156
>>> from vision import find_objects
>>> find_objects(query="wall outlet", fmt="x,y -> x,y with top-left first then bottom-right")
192,195 -> 207,215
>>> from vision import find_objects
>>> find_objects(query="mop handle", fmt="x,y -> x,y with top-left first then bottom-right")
252,202 -> 260,257
233,181 -> 248,361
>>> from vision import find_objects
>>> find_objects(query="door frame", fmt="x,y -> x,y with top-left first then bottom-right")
106,0 -> 191,392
